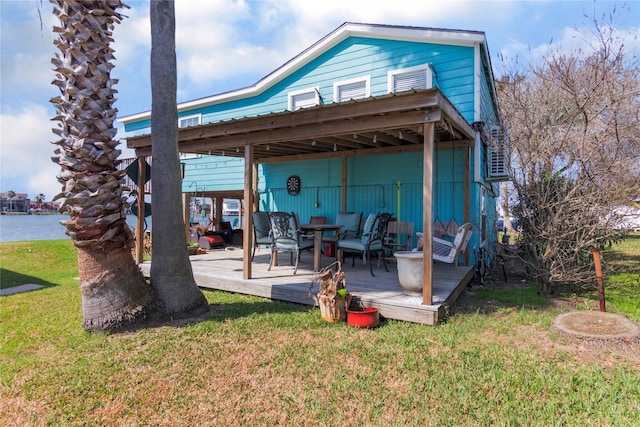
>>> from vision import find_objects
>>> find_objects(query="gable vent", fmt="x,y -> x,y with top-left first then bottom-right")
488,126 -> 510,181
394,70 -> 427,92
337,81 -> 367,102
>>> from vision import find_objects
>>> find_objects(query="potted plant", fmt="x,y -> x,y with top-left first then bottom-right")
187,242 -> 199,255
312,261 -> 351,322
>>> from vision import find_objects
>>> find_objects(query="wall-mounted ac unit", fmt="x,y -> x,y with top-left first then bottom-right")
488,126 -> 509,181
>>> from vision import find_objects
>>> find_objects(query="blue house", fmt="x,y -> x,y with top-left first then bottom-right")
120,23 -> 508,304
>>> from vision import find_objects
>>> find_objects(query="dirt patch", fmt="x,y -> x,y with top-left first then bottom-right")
454,251 -> 531,314
552,311 -> 640,340
453,252 -> 640,367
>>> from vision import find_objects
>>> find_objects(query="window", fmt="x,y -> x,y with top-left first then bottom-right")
288,88 -> 320,111
179,114 -> 201,128
334,77 -> 370,102
388,64 -> 433,93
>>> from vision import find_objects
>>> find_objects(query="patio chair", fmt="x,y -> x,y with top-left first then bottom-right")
433,220 -> 459,240
337,212 -> 392,276
380,220 -> 414,265
267,211 -> 314,274
310,216 -> 326,225
302,215 -> 326,241
322,212 -> 362,244
252,211 -> 272,260
220,220 -> 243,246
384,220 -> 414,253
414,223 -> 473,266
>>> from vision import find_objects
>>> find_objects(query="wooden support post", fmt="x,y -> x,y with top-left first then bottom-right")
341,155 -> 347,213
183,192 -> 191,243
253,162 -> 259,212
593,248 -> 606,312
243,143 -> 255,279
215,196 -> 223,230
209,196 -> 214,227
135,156 -> 145,264
463,145 -> 471,265
422,122 -> 434,305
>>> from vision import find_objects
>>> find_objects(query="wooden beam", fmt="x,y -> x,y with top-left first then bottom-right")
184,193 -> 191,243
127,89 -> 443,148
173,110 -> 436,152
464,145 -> 471,266
259,141 -> 424,164
341,155 -> 347,212
422,122 -> 434,306
215,196 -> 223,228
135,156 -> 145,264
253,162 -> 259,212
243,142 -> 254,279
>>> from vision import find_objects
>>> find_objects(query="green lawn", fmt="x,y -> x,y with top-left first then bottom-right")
1,238 -> 638,426
601,233 -> 640,320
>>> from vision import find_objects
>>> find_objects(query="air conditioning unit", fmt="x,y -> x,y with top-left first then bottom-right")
488,126 -> 509,181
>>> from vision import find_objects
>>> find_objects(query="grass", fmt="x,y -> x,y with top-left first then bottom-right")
601,233 -> 640,320
1,238 -> 639,426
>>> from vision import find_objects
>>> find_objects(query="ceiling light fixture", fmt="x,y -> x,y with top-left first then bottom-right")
311,140 -> 316,146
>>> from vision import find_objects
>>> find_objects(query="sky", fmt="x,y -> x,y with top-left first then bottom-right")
1,0 -> 638,202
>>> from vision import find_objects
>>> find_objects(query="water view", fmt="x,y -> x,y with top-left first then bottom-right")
0,214 -> 238,243
0,214 -> 143,243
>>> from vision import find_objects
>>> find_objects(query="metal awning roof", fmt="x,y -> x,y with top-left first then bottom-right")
126,88 -> 475,162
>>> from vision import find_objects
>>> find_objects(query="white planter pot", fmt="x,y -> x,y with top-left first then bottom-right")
393,251 -> 423,295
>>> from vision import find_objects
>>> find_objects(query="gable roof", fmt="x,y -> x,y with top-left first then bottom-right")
119,22 -> 493,125
127,87 -> 476,161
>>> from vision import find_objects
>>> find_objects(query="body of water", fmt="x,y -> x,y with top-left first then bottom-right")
0,214 -> 144,243
0,214 -> 238,243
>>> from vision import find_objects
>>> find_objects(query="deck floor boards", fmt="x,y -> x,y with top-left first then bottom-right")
139,247 -> 474,325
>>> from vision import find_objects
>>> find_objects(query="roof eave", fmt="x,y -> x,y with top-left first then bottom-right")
118,23 -> 489,125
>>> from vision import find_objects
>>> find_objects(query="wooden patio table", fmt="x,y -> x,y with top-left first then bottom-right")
300,223 -> 342,271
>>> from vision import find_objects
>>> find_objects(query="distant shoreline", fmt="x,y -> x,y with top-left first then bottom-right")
1,211 -> 60,216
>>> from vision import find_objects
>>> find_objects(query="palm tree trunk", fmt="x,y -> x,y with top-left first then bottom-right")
50,0 -> 155,331
149,0 -> 208,316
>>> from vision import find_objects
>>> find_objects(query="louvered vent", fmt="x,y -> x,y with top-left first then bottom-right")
488,126 -> 509,181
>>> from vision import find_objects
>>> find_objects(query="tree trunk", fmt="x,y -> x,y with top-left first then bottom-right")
78,239 -> 151,330
50,0 -> 155,331
149,0 -> 208,316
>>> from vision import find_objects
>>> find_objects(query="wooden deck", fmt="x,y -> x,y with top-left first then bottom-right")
138,247 -> 475,325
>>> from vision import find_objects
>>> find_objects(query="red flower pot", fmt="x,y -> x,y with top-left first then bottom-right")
347,307 -> 380,328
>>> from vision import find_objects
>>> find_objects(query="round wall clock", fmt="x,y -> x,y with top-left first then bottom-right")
286,175 -> 301,195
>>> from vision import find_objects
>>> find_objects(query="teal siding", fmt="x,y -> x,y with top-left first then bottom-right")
125,118 -> 151,133
124,38 -> 477,133
132,29 -> 502,267
180,149 -> 486,263
479,54 -> 498,126
182,156 -> 249,192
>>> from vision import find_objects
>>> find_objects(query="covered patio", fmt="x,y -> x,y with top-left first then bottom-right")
126,87 -> 476,310
137,246 -> 474,325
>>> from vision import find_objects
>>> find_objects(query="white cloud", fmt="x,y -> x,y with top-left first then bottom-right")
0,4 -> 58,112
497,22 -> 640,74
0,105 -> 61,200
3,0 -> 638,204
